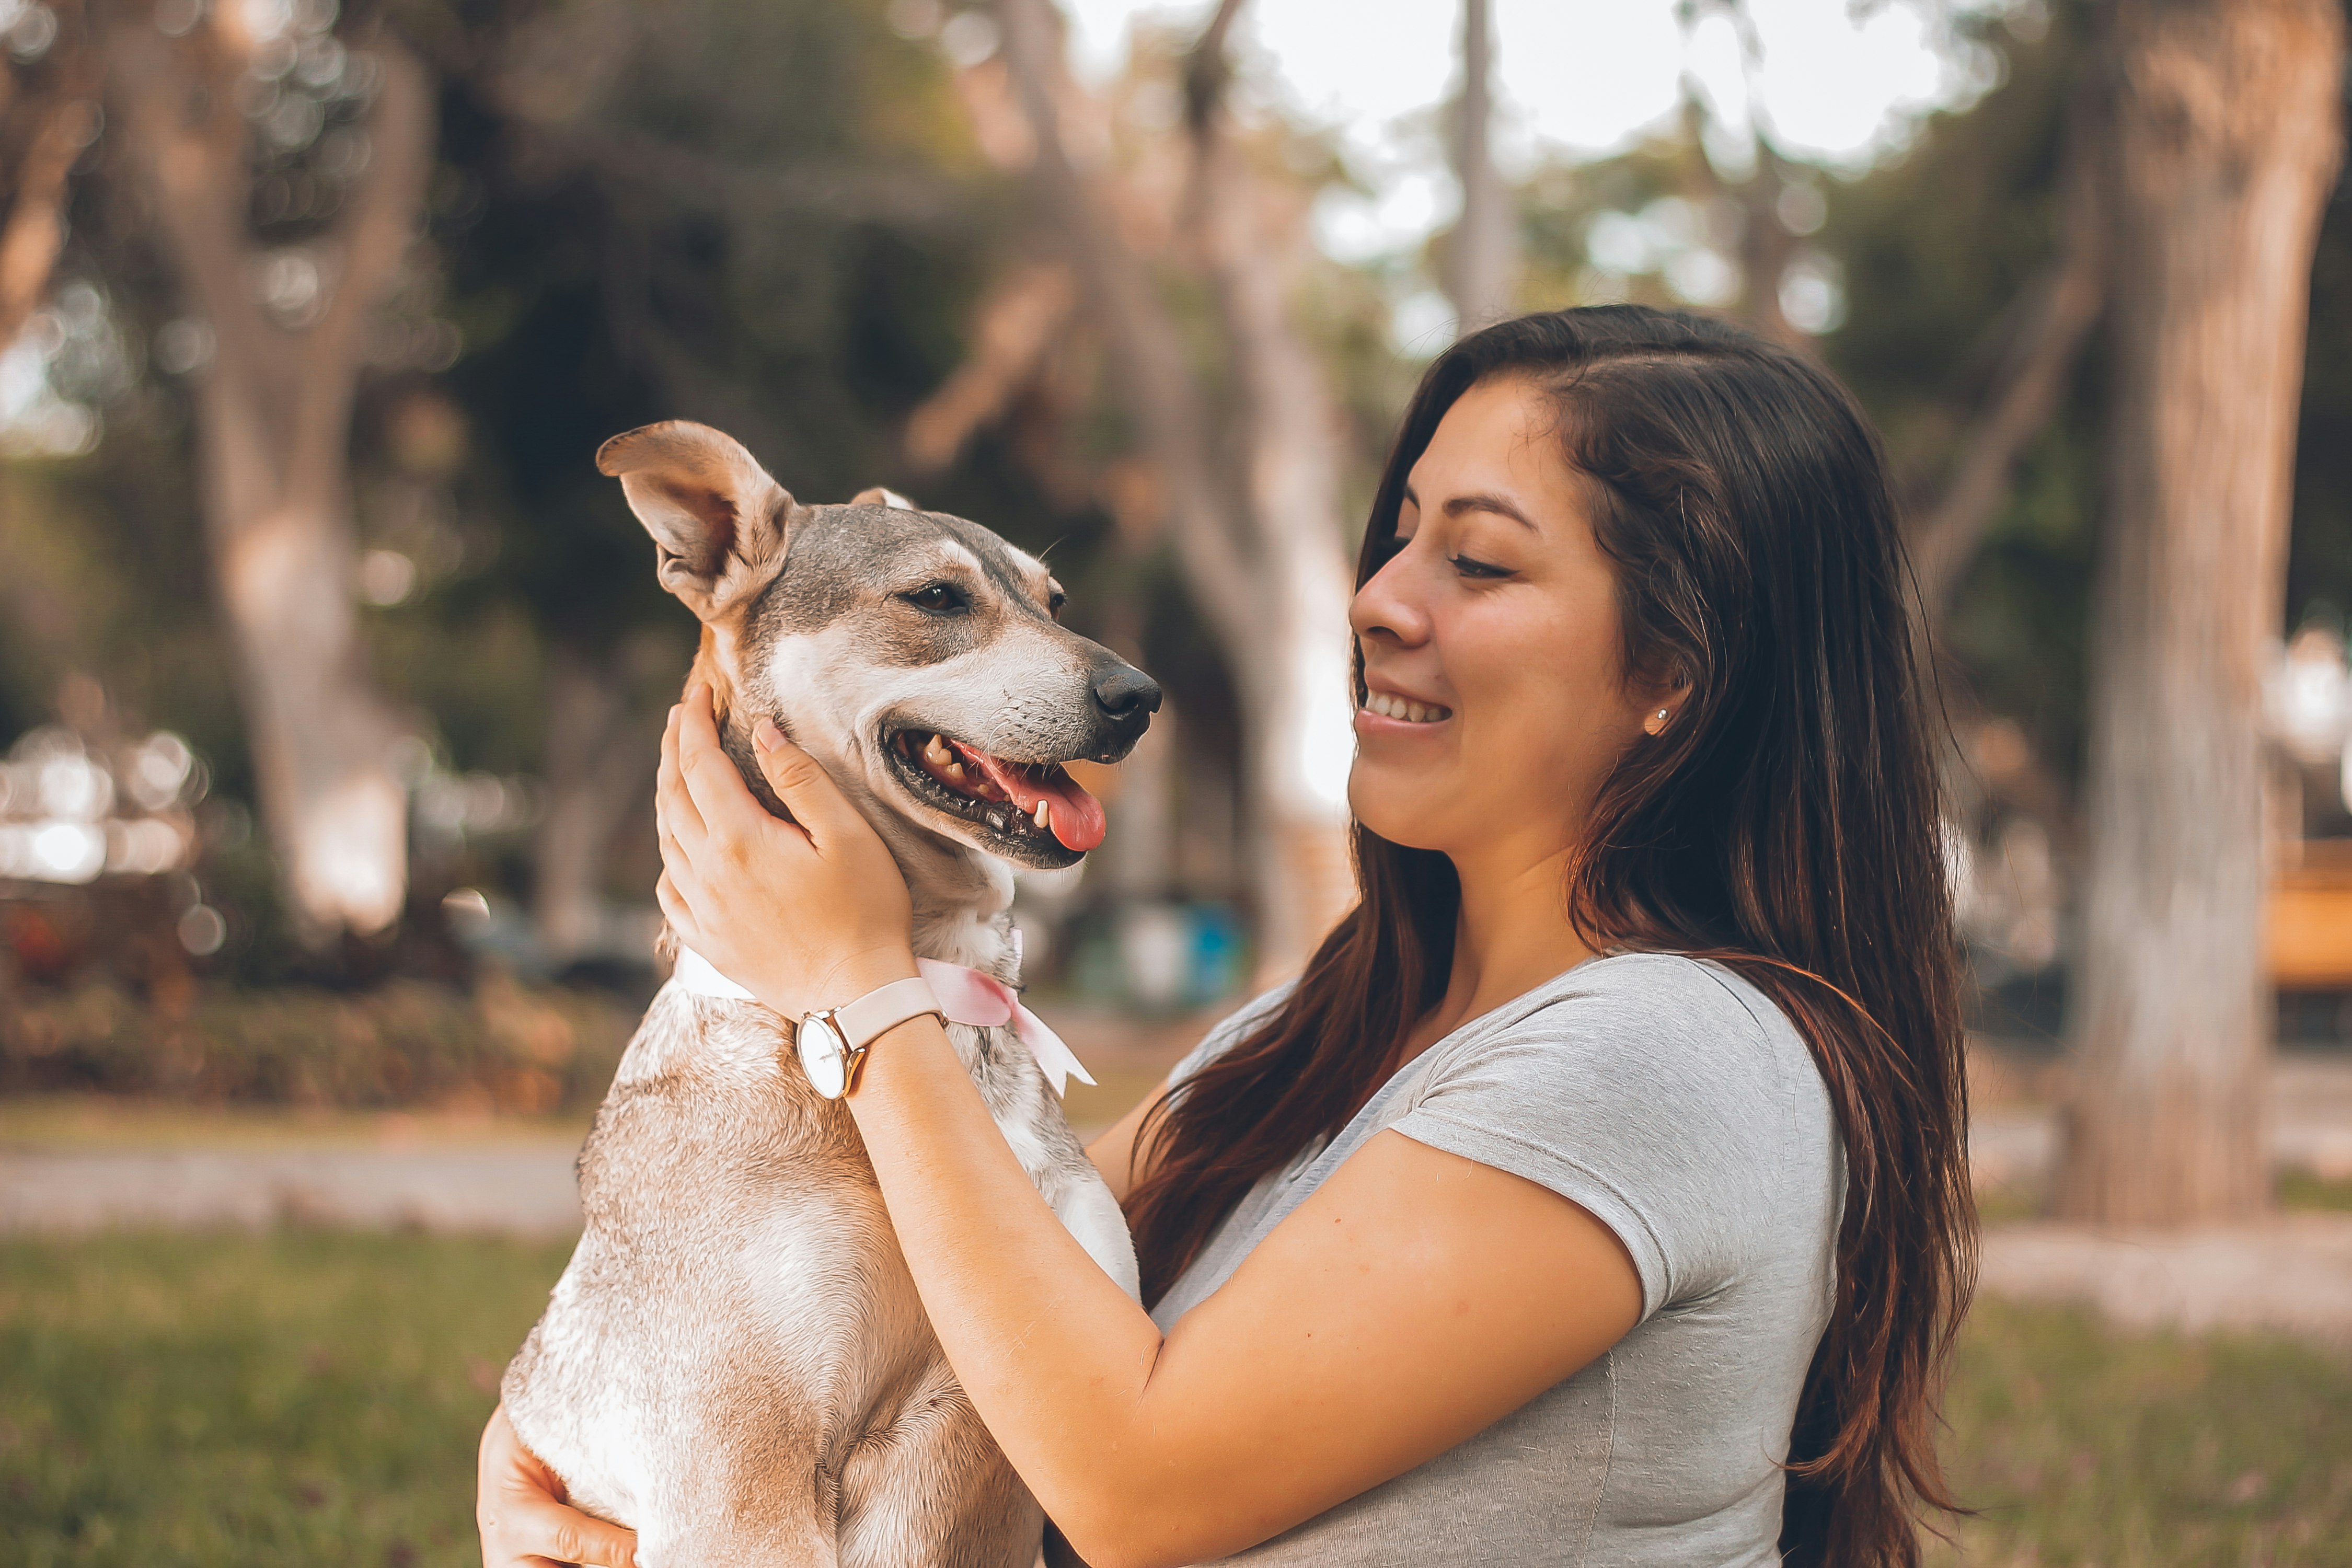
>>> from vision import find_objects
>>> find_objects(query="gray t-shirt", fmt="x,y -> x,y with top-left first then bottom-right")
1150,952 -> 1842,1566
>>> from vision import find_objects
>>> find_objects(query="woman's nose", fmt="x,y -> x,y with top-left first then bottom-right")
1349,545 -> 1433,647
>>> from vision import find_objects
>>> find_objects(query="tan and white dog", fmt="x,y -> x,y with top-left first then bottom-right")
501,421 -> 1156,1566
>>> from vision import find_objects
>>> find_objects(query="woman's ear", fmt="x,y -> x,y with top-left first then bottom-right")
1640,679 -> 1694,737
597,421 -> 796,621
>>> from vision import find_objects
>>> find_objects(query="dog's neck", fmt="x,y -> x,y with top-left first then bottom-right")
686,638 -> 1023,990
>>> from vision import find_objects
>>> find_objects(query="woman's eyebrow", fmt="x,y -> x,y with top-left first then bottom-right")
1442,491 -> 1538,529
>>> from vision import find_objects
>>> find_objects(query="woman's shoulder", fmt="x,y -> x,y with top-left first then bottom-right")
1475,950 -> 1811,1076
1403,951 -> 1837,1227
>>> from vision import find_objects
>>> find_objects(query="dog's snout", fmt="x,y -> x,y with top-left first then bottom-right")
1092,664 -> 1162,722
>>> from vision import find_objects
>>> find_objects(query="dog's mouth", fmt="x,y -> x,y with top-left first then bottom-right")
882,728 -> 1108,859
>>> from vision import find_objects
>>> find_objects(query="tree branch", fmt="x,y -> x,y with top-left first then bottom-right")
1906,72 -> 2111,625
109,23 -> 292,410
290,32 -> 434,505
527,128 -> 970,229
0,93 -> 97,351
991,0 -> 1258,656
1179,0 -> 1352,605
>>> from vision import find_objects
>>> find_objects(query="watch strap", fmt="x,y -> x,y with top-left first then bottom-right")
834,975 -> 945,1051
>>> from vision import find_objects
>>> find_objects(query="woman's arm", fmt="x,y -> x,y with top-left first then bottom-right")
659,693 -> 1643,1568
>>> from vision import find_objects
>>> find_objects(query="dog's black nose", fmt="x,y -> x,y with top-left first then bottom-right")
1092,663 -> 1162,721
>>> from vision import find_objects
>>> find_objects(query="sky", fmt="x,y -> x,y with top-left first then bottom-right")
1058,0 -> 2017,261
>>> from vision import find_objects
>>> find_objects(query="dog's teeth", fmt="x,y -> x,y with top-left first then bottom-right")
924,734 -> 951,765
1034,800 -> 1050,831
987,811 -> 1005,830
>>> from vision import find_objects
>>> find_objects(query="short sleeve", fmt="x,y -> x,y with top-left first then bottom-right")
1389,955 -> 1813,1321
1165,982 -> 1297,1094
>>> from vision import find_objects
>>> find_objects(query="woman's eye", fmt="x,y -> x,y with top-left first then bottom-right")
1450,554 -> 1511,580
905,583 -> 968,614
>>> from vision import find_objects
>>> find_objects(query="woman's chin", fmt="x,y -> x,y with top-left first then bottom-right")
1346,779 -> 1457,854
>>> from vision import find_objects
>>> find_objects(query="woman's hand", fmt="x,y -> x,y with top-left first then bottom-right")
655,682 -> 919,1019
476,1403 -> 638,1567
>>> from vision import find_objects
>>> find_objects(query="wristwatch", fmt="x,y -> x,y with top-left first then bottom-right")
795,976 -> 945,1100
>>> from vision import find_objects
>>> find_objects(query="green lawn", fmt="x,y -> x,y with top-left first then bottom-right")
0,1232 -> 571,1568
2,1234 -> 2349,1566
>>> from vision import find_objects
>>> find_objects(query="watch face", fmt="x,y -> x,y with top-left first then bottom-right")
798,1015 -> 849,1099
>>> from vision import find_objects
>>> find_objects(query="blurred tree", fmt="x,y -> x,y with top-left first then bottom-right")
107,1 -> 434,941
401,0 -> 1002,961
2057,0 -> 2345,1226
1802,1 -> 2113,906
985,0 -> 1361,978
0,0 -> 98,352
1442,0 -> 1516,332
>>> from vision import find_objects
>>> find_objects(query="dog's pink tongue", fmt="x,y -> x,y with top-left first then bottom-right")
1033,772 -> 1106,851
956,747 -> 1109,852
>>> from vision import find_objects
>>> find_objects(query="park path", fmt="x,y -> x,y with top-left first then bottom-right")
6,1041 -> 2352,1344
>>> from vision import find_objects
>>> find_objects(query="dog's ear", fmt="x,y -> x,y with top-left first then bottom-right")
597,421 -> 794,620
851,486 -> 917,510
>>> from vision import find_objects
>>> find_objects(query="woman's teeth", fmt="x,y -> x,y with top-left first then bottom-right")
1363,690 -> 1450,724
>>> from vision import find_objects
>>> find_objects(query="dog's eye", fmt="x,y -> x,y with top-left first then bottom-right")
903,582 -> 969,615
1047,588 -> 1067,619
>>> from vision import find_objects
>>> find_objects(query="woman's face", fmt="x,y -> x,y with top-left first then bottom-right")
1348,375 -> 1662,867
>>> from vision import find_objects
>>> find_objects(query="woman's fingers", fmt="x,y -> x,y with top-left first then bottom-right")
676,683 -> 786,846
750,718 -> 868,852
487,1481 -> 640,1567
477,1404 -> 638,1567
656,701 -> 706,845
655,869 -> 700,947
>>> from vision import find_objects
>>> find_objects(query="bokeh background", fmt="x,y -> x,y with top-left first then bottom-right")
4,0 -> 2351,1562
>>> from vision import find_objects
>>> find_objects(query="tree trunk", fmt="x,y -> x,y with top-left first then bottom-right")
1183,6 -> 1359,976
2056,0 -> 2344,1226
1905,60 -> 2113,627
1445,0 -> 1516,332
111,26 -> 433,939
994,0 -> 1358,979
533,651 -> 655,961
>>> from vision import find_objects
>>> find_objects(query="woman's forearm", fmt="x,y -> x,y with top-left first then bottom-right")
841,1010 -> 1185,1562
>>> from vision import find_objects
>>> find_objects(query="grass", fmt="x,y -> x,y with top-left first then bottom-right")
0,1231 -> 572,1568
1932,1298 -> 2352,1566
1,1234 -> 2349,1566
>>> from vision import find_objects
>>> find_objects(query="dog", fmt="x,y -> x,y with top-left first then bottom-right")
501,420 -> 1156,1566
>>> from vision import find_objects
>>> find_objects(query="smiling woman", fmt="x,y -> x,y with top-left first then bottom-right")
480,306 -> 1971,1568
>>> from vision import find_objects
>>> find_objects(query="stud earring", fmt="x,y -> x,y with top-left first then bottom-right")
1645,707 -> 1670,736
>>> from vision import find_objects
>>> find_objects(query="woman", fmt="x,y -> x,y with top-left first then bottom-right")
479,306 -> 1975,1566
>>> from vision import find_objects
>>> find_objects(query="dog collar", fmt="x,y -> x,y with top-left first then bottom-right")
667,945 -> 1097,1097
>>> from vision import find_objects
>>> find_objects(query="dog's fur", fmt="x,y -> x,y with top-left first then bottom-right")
501,422 -> 1153,1566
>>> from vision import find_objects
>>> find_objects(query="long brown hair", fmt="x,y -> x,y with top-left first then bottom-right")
1123,306 -> 1975,1565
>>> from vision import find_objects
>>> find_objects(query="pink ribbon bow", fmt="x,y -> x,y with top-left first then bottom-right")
917,959 -> 1096,1097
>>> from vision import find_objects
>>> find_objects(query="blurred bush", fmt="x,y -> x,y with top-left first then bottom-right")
0,973 -> 632,1113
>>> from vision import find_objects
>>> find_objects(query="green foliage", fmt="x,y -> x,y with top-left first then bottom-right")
0,979 -> 632,1112
1815,4 -> 2106,780
0,1230 -> 571,1568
